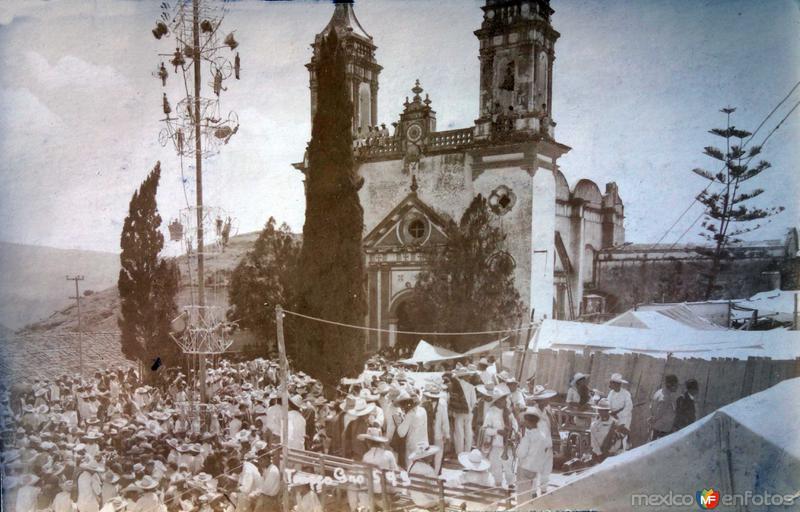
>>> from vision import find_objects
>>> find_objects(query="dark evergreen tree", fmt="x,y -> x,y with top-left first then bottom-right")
292,30 -> 366,385
118,162 -> 181,378
227,217 -> 300,357
405,194 -> 524,351
692,107 -> 783,299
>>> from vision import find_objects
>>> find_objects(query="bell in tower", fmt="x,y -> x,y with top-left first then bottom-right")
474,0 -> 559,139
306,0 -> 382,136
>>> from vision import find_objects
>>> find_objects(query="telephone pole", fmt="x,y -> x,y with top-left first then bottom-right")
66,275 -> 85,377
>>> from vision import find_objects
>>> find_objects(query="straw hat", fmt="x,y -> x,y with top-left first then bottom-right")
570,372 -> 590,386
488,387 -> 510,404
408,442 -> 440,462
609,373 -> 629,385
136,475 -> 160,490
422,383 -> 445,399
357,426 -> 388,444
521,406 -> 543,420
497,370 -> 518,384
527,385 -> 557,401
393,390 -> 414,404
358,389 -> 379,403
458,449 -> 490,472
593,398 -> 611,411
346,398 -> 375,417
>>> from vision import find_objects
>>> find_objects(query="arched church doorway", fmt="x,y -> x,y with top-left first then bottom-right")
388,291 -> 419,352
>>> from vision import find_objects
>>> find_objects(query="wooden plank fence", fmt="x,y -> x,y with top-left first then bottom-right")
516,349 -> 800,446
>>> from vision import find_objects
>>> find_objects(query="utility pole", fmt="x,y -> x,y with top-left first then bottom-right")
66,275 -> 85,377
275,305 -> 290,512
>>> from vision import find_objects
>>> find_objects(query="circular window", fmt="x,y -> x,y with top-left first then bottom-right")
488,251 -> 516,274
489,185 -> 516,215
401,215 -> 429,245
408,220 -> 426,239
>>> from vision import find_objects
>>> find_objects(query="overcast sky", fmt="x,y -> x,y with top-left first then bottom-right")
0,0 -> 798,253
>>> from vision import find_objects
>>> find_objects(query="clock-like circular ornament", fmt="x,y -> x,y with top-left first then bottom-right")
406,123 -> 423,142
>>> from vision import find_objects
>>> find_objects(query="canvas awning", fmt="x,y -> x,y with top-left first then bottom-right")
398,338 -> 506,365
521,377 -> 800,511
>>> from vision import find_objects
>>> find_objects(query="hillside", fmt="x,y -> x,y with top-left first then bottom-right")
3,232 -> 260,381
0,242 -> 121,330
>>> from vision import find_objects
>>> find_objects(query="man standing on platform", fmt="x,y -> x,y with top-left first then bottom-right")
607,373 -> 633,449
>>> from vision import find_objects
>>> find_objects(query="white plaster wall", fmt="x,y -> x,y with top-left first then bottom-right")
530,167 -> 556,320
473,166 -> 534,312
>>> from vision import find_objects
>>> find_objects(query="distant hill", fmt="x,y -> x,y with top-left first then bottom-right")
4,233 -> 261,380
0,242 -> 121,330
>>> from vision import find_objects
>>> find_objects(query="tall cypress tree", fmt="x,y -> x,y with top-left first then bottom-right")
293,30 -> 366,385
118,162 -> 181,377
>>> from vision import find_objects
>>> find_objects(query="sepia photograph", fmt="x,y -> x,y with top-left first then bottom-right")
0,0 -> 799,510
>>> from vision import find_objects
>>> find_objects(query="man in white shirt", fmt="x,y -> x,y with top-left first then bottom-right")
395,391 -> 429,468
237,452 -> 262,512
422,384 -> 450,473
481,388 -> 516,488
516,407 -> 550,501
607,372 -> 633,449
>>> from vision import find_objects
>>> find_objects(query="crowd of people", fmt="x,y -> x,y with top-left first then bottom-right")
1,352 -> 700,511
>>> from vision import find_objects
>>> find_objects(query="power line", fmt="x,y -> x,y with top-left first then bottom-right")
646,80 -> 800,250
666,98 -> 800,250
281,308 -> 527,337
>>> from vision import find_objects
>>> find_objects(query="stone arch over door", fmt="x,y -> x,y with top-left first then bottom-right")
387,289 -> 419,350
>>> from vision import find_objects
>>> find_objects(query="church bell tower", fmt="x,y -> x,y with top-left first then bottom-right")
474,0 -> 559,138
307,0 -> 382,135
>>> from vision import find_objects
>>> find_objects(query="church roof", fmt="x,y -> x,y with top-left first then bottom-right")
319,1 -> 372,42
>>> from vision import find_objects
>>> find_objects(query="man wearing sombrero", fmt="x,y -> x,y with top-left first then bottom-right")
607,372 -> 633,449
516,407 -> 550,501
481,386 -> 517,488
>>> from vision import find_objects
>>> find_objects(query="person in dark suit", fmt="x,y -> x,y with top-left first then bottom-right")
673,379 -> 699,430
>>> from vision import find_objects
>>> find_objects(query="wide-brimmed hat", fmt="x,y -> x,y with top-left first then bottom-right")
83,430 -> 103,441
453,364 -> 478,377
346,398 -> 375,417
149,411 -> 170,421
408,442 -> 440,462
609,373 -> 629,385
477,358 -> 490,367
358,389 -> 379,403
571,372 -> 590,386
104,497 -> 128,511
110,418 -> 129,429
475,383 -> 496,397
527,385 -> 557,401
521,406 -> 543,420
357,426 -> 388,444
497,370 -> 518,384
593,398 -> 611,411
422,383 -> 445,399
488,387 -> 509,403
289,394 -> 304,409
393,390 -> 415,404
136,475 -> 160,490
458,449 -> 490,472
374,382 -> 392,395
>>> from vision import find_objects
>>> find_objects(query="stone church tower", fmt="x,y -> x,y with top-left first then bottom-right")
306,0 -> 382,135
294,0 -> 625,351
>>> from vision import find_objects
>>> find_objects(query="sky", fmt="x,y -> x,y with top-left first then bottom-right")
0,0 -> 798,254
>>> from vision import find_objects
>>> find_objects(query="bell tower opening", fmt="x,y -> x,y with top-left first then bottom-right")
474,0 -> 559,138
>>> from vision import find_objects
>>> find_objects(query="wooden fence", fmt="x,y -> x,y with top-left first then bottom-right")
513,349 -> 800,446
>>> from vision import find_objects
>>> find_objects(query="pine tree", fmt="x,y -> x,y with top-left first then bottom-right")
228,217 -> 299,357
406,194 -> 524,351
292,30 -> 366,385
118,162 -> 181,377
692,107 -> 783,299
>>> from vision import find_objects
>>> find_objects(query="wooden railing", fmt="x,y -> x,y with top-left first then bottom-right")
281,447 -> 513,512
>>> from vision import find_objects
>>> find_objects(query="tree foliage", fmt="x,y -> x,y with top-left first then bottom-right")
227,217 -> 300,357
118,162 -> 181,376
693,107 -> 783,298
292,30 -> 366,386
405,194 -> 524,351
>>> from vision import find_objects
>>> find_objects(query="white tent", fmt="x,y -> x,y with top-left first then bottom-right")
607,304 -> 726,331
528,319 -> 800,360
398,340 -> 463,365
398,338 -> 505,365
734,289 -> 799,323
521,377 -> 800,511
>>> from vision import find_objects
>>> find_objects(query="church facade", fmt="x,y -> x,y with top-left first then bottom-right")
295,0 -> 625,351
